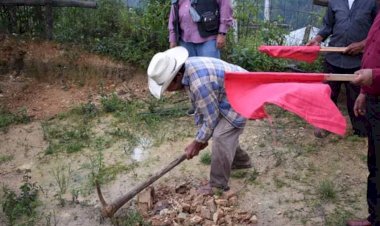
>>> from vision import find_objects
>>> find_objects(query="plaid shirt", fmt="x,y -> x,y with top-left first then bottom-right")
182,57 -> 247,143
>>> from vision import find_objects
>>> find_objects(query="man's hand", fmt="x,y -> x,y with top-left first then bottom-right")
354,93 -> 366,117
306,35 -> 323,46
216,34 -> 226,49
185,140 -> 208,160
344,41 -> 365,55
353,69 -> 373,86
170,42 -> 177,48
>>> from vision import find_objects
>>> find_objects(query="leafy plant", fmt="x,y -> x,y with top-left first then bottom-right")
2,175 -> 40,226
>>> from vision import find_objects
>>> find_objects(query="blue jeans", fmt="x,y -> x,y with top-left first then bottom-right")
179,39 -> 220,58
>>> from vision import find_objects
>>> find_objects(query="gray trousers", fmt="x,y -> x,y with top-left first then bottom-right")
209,117 -> 250,190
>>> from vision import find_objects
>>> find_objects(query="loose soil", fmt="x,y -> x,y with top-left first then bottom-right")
0,36 -> 368,226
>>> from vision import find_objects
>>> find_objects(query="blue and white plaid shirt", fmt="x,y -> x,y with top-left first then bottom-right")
182,57 -> 247,143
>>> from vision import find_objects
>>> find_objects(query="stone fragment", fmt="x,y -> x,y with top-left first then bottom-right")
177,212 -> 188,223
189,215 -> 203,225
181,202 -> 191,213
200,206 -> 212,220
153,200 -> 170,214
250,215 -> 258,224
213,209 -> 224,223
222,190 -> 237,199
159,208 -> 170,216
203,219 -> 214,226
228,196 -> 238,206
225,215 -> 233,225
205,198 -> 217,213
175,182 -> 188,194
215,199 -> 228,207
137,186 -> 154,211
193,195 -> 205,206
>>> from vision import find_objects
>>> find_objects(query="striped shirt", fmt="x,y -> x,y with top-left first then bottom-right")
182,57 -> 247,143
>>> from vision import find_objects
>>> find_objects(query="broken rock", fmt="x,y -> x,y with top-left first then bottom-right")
190,215 -> 203,225
200,206 -> 212,220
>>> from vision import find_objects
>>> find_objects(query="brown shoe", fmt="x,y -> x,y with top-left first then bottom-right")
346,219 -> 372,226
314,127 -> 330,138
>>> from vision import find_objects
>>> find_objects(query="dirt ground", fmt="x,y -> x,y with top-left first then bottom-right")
0,36 -> 369,226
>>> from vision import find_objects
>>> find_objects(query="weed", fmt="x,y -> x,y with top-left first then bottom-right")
111,209 -> 149,226
200,151 -> 211,165
317,180 -> 337,202
51,164 -> 72,206
42,122 -> 90,154
0,154 -> 14,165
101,93 -> 126,113
0,107 -> 30,131
273,176 -> 287,189
98,162 -> 138,184
231,170 -> 248,179
71,101 -> 99,119
325,208 -> 353,226
2,174 -> 40,226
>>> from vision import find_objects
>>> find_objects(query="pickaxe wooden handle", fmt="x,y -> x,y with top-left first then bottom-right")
96,153 -> 187,218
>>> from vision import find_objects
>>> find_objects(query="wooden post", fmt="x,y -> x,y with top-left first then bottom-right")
45,0 -> 53,40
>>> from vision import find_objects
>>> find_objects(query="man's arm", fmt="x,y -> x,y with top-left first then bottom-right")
344,39 -> 366,55
168,5 -> 177,48
307,3 -> 334,45
216,0 -> 233,49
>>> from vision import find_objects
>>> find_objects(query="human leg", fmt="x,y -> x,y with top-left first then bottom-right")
365,97 -> 380,225
209,117 -> 244,190
196,39 -> 220,58
179,40 -> 197,57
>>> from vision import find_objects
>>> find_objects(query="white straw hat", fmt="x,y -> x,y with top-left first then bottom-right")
147,47 -> 189,99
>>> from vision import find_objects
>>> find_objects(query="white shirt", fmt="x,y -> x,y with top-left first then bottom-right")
348,0 -> 355,9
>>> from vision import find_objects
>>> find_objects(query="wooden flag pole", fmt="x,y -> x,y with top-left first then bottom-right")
320,47 -> 347,52
324,73 -> 356,81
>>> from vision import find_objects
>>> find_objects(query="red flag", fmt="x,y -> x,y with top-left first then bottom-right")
259,46 -> 320,63
225,72 -> 347,135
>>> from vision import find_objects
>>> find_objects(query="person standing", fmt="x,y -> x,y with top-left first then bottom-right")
307,0 -> 377,138
349,10 -> 380,226
168,0 -> 233,58
147,47 -> 252,195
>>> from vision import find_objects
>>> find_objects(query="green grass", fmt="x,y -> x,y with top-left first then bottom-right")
317,180 -> 337,202
0,154 -> 14,165
111,210 -> 150,226
42,121 -> 90,155
200,152 -> 211,165
325,208 -> 353,226
0,108 -> 30,131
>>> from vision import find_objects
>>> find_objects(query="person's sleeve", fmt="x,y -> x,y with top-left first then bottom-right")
218,0 -> 233,33
168,5 -> 176,43
193,83 -> 220,143
372,68 -> 380,88
317,3 -> 334,41
361,69 -> 380,94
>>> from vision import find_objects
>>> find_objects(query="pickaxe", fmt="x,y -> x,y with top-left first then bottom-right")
96,153 -> 187,218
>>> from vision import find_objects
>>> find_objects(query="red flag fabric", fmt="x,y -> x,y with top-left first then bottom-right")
225,72 -> 347,135
259,46 -> 321,63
